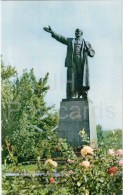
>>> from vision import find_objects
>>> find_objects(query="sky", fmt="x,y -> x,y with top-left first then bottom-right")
1,0 -> 122,130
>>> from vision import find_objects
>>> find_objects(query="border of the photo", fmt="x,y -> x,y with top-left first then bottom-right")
0,0 -> 122,194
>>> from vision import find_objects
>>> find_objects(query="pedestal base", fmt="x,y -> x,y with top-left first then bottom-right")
58,99 -> 97,147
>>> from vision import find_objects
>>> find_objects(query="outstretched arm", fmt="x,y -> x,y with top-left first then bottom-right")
43,26 -> 68,45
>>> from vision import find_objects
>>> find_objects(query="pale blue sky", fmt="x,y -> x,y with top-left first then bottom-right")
1,0 -> 122,130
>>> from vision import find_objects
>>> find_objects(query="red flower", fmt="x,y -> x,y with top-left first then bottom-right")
108,166 -> 118,175
49,177 -> 55,183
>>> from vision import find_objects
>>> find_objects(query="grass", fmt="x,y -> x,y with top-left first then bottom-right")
3,164 -> 38,172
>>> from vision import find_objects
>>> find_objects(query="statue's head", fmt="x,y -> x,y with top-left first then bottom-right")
75,29 -> 83,39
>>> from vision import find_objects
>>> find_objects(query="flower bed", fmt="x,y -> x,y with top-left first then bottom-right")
3,145 -> 123,195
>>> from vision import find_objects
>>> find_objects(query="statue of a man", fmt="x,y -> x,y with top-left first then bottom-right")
43,26 -> 95,99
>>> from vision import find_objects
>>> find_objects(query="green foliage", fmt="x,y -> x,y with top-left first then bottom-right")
2,129 -> 122,194
103,129 -> 122,149
2,175 -> 71,195
1,60 -> 58,161
2,143 -> 122,194
54,138 -> 77,159
96,124 -> 122,149
96,124 -> 104,143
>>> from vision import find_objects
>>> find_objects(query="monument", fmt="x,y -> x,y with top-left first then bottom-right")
44,26 -> 97,146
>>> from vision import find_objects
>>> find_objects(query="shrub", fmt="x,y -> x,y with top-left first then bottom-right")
2,132 -> 122,194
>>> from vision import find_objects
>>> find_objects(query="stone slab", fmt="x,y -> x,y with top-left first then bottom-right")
58,99 -> 97,147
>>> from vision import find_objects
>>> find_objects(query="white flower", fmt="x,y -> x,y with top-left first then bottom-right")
81,146 -> 93,156
108,149 -> 115,156
45,159 -> 58,167
81,160 -> 90,167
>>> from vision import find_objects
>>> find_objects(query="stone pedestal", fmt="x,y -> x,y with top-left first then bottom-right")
58,99 -> 97,147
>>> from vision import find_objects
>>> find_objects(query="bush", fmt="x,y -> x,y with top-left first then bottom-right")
96,124 -> 122,149
2,131 -> 123,195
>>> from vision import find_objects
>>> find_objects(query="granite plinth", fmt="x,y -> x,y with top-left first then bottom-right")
58,99 -> 97,147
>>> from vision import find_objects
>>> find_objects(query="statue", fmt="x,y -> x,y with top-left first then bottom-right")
43,26 -> 95,99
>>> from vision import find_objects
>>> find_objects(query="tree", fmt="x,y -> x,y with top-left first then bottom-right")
1,59 -> 58,162
96,124 -> 122,149
96,124 -> 104,143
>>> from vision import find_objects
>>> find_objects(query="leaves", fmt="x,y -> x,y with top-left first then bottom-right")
2,60 -> 58,161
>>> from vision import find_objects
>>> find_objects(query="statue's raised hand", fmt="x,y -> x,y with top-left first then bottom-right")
43,26 -> 53,33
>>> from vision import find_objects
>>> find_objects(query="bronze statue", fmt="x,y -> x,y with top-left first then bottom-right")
43,26 -> 95,99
